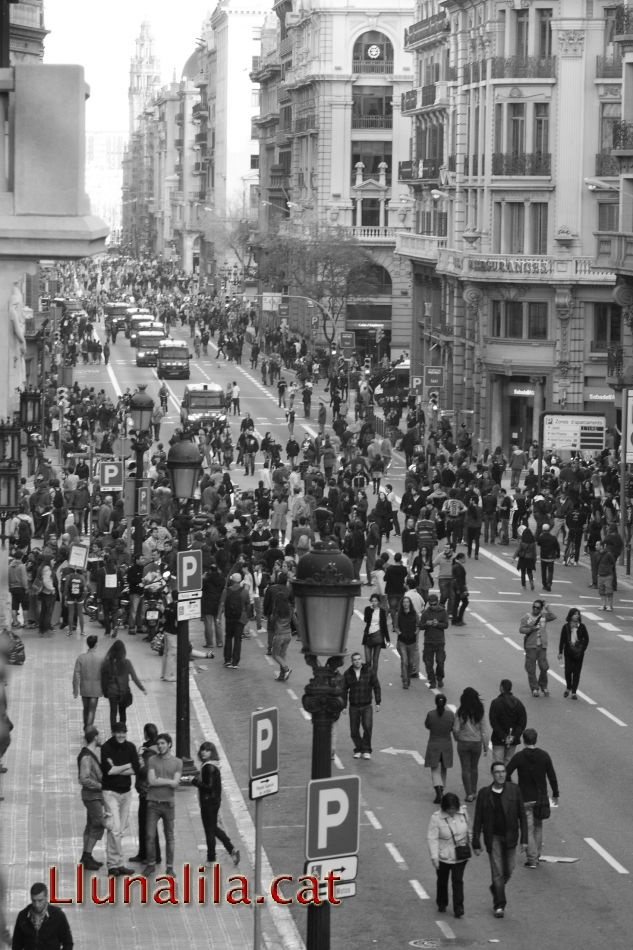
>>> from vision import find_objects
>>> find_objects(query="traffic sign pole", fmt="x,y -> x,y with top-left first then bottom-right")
249,708 -> 279,950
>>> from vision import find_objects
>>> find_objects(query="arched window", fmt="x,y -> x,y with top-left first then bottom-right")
352,31 -> 394,74
348,263 -> 392,294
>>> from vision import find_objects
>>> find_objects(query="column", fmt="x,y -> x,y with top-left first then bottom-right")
531,375 -> 545,424
489,375 -> 503,453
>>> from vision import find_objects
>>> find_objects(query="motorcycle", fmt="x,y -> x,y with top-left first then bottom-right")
141,570 -> 173,643
83,580 -> 130,631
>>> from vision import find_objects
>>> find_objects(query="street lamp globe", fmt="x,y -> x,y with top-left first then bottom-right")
292,541 -> 360,657
167,440 -> 202,500
129,385 -> 154,434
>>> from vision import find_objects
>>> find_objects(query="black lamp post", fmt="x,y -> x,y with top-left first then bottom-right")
167,440 -> 202,768
19,388 -> 42,430
291,541 -> 360,950
0,461 -> 20,547
129,385 -> 154,559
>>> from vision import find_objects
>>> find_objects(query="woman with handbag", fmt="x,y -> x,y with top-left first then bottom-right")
557,607 -> 589,699
100,639 -> 146,732
362,593 -> 390,674
427,791 -> 471,918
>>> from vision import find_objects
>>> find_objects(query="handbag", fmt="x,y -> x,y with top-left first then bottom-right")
533,793 -> 551,821
446,818 -> 472,862
122,688 -> 134,709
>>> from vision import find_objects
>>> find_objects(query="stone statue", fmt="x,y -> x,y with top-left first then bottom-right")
8,282 -> 27,398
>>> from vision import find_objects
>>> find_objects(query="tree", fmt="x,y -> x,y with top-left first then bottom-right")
257,225 -> 382,343
200,205 -> 255,271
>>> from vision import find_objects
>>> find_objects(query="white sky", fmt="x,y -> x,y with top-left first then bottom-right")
44,0 -> 212,131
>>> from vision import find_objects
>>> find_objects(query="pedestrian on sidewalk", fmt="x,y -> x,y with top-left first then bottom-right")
557,607 -> 589,699
362,592 -> 390,674
342,652 -> 381,760
395,595 -> 419,689
143,732 -> 183,878
536,524 -> 560,592
489,679 -> 527,765
12,882 -> 73,950
100,722 -> 140,877
514,527 -> 537,590
100,639 -> 146,732
452,687 -> 488,802
271,597 -> 293,683
190,742 -> 240,866
424,693 -> 454,803
427,792 -> 471,919
519,599 -> 556,698
419,593 -> 449,690
77,726 -> 107,870
72,635 -> 102,730
471,762 -> 528,918
506,728 -> 559,868
451,553 -> 469,626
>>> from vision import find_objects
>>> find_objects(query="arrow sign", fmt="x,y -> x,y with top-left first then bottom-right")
381,748 -> 425,766
304,855 -> 358,884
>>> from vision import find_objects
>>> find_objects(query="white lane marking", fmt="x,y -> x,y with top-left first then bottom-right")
578,596 -> 600,600
470,599 -> 524,605
618,634 -> 633,642
597,707 -> 627,727
333,755 -> 344,771
385,842 -> 406,866
584,838 -> 629,874
105,359 -> 122,398
436,920 -> 456,939
573,689 -> 596,705
582,612 -> 602,621
504,637 -> 522,651
498,591 -> 524,595
150,370 -> 181,413
300,709 -> 312,721
286,688 -> 298,700
409,879 -> 430,900
473,576 -> 495,580
365,809 -> 382,830
598,623 -> 622,632
468,611 -> 505,635
264,654 -> 274,666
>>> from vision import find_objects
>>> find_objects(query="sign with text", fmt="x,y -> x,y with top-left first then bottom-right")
250,707 -> 278,780
177,549 -> 203,595
68,544 -> 89,571
306,775 -> 360,861
424,366 -> 445,388
177,598 -> 201,622
339,331 -> 356,349
542,412 -> 606,453
99,460 -> 123,491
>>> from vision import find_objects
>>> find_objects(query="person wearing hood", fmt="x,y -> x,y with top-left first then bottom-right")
488,680 -> 527,765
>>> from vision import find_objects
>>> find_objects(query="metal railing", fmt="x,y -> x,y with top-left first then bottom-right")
492,152 -> 551,175
596,54 -> 623,78
404,12 -> 449,47
596,152 -> 621,175
352,59 -> 394,74
402,89 -> 418,111
351,114 -> 392,129
615,5 -> 633,35
463,61 -> 485,84
613,120 -> 633,149
490,56 -> 556,78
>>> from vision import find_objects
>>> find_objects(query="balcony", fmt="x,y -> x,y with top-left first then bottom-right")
596,54 -> 622,78
250,53 -> 281,82
595,231 -> 633,275
436,250 -> 615,283
270,165 -> 290,189
396,231 -> 447,262
612,119 -> 633,150
615,4 -> 633,36
404,12 -> 449,48
595,152 -> 621,175
398,157 -> 441,181
195,131 -> 207,145
280,36 -> 293,57
342,226 -> 405,243
294,114 -> 318,133
464,154 -> 484,175
401,89 -> 418,112
490,56 -> 556,79
351,114 -> 393,129
192,102 -> 209,121
352,59 -> 394,74
463,61 -> 486,84
492,152 -> 551,175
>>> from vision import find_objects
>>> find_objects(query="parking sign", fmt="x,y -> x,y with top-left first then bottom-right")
250,707 -> 278,779
306,776 -> 360,860
99,460 -> 123,491
177,549 -> 203,595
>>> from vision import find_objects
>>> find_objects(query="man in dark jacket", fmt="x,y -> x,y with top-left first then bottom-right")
342,653 -> 381,760
201,561 -> 225,649
12,882 -> 73,949
472,761 -> 528,918
536,524 -> 560,592
96,551 -> 121,638
419,593 -> 449,689
507,728 -> 559,868
489,679 -> 528,764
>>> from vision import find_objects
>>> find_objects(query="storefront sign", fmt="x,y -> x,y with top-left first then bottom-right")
586,392 -> 615,401
512,387 -> 535,397
468,256 -> 552,275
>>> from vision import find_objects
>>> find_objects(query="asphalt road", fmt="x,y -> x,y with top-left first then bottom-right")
82,322 -> 633,950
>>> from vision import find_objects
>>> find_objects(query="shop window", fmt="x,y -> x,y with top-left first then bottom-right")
593,303 -> 622,349
491,300 -> 550,340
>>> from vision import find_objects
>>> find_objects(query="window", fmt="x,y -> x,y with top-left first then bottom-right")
537,10 -> 553,59
508,202 -> 525,253
604,6 -> 618,57
594,303 -> 622,347
352,31 -> 394,72
351,141 -> 392,184
531,203 -> 548,254
598,202 -> 619,231
534,103 -> 549,155
509,104 -> 525,154
250,154 -> 259,169
491,300 -> 550,340
494,102 -> 504,154
600,102 -> 621,151
360,199 -> 381,227
515,10 -> 529,60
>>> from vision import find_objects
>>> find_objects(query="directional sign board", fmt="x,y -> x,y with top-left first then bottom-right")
306,775 -> 360,861
424,365 -> 445,389
542,413 -> 606,453
250,707 -> 279,800
99,460 -> 124,491
177,549 -> 203,595
339,331 -> 356,349
304,855 -> 358,885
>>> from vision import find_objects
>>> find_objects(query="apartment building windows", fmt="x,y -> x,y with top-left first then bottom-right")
352,31 -> 394,74
534,104 -> 549,155
593,303 -> 622,349
537,10 -> 553,59
510,103 -> 525,154
352,141 -> 392,183
508,202 -> 524,254
600,101 -> 621,150
604,6 -> 618,57
515,9 -> 529,60
491,300 -> 549,340
352,86 -> 393,129
531,203 -> 548,254
597,202 -> 619,231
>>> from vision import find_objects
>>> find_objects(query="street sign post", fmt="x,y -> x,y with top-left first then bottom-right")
99,460 -> 123,492
176,599 -> 201,622
306,775 -> 361,860
411,375 -> 424,395
424,366 -> 445,389
176,549 -> 203,595
250,707 -> 280,950
541,412 -> 606,453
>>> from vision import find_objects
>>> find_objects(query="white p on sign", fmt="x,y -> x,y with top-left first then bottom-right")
306,776 -> 360,860
250,707 -> 278,780
177,549 -> 202,594
99,461 -> 123,491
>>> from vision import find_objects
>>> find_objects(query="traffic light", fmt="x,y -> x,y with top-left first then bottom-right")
331,343 -> 337,356
429,391 -> 439,412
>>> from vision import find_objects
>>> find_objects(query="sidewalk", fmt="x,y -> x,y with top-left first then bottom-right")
0,623 -> 304,950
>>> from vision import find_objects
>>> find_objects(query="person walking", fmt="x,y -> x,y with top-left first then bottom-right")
77,725 -> 106,870
100,722 -> 139,877
596,539 -> 616,611
362,593 -> 390,674
451,553 -> 469,626
271,596 -> 293,683
100,639 -> 146,732
427,792 -> 471,919
143,732 -> 183,878
519,599 -> 556,698
557,607 -> 589,699
471,761 -> 528,918
219,573 -> 250,669
424,693 -> 454,803
452,687 -> 488,802
342,652 -> 381,760
64,567 -> 86,636
72,634 -> 102,731
514,527 -> 537,590
536,524 -> 560,592
419,593 -> 449,689
488,679 -> 527,765
507,728 -> 559,869
395,595 -> 419,689
190,741 -> 240,867
12,882 -> 73,950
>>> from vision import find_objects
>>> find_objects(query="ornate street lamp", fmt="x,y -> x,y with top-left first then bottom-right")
167,440 -> 202,769
19,388 -> 42,430
0,461 -> 20,547
129,385 -> 154,558
0,418 -> 22,463
291,540 -> 360,950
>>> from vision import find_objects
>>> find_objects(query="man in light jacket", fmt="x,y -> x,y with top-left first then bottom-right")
72,635 -> 102,730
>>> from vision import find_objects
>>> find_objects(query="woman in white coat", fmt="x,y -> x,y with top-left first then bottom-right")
427,791 -> 471,919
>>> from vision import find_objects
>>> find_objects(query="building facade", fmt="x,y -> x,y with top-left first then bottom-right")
253,0 -> 415,357
11,0 -> 47,62
397,0 -> 622,454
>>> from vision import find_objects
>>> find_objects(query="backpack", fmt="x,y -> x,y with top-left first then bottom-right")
69,575 -> 85,599
225,587 -> 243,620
16,519 -> 32,543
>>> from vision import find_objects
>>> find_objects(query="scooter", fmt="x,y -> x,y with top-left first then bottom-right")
141,571 -> 172,642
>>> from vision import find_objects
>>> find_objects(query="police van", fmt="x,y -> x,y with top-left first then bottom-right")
156,339 -> 191,379
180,383 -> 228,431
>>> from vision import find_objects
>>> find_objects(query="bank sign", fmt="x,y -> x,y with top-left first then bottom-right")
542,413 -> 606,453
